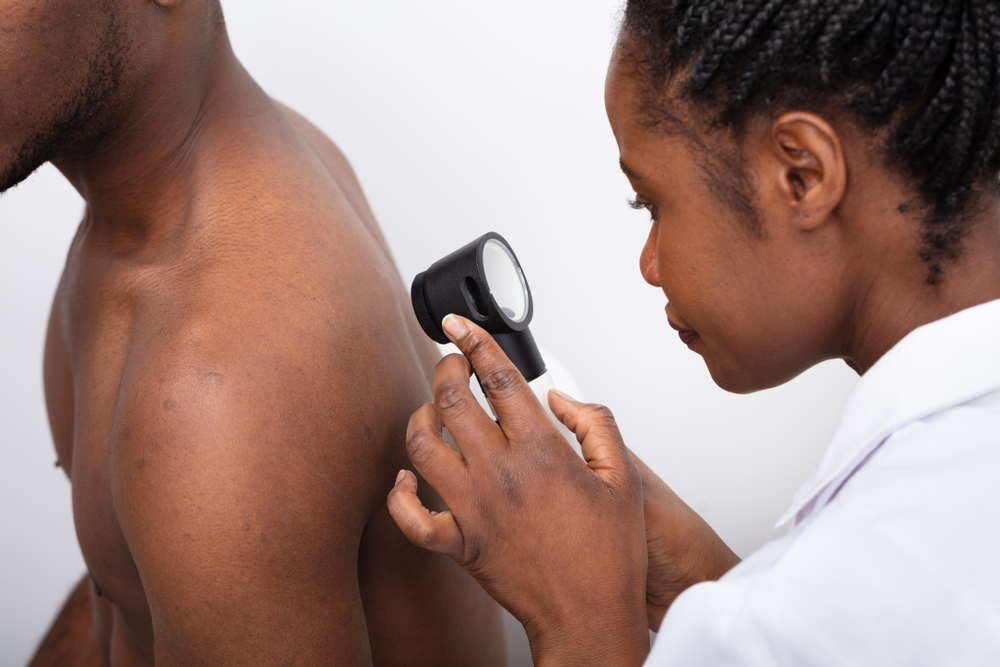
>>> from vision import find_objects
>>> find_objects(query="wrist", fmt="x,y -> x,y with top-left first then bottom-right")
524,596 -> 649,667
643,494 -> 741,631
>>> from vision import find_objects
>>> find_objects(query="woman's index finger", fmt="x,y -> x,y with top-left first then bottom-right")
441,314 -> 551,443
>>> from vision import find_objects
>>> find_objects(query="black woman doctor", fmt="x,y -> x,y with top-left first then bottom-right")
388,1 -> 1000,664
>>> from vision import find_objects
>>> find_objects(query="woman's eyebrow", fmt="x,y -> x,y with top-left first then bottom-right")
620,159 -> 644,181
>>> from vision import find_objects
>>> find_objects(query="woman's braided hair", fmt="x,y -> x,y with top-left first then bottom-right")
623,0 -> 1000,282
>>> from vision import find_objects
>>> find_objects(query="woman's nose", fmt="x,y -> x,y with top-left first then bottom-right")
639,222 -> 660,287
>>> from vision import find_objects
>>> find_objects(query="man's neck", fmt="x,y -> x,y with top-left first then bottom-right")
52,27 -> 271,245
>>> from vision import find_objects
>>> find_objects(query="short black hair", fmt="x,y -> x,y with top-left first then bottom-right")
622,0 -> 1000,282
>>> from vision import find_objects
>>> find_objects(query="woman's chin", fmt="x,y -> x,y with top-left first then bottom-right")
705,358 -> 804,395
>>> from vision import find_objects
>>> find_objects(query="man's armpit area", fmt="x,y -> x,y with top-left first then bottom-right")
108,361 -> 383,665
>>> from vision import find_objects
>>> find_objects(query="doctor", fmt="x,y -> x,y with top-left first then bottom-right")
388,1 -> 1000,664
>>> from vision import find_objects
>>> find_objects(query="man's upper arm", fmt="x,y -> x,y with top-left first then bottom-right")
110,343 -> 384,666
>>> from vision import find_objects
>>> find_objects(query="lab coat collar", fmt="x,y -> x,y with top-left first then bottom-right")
776,298 -> 1000,529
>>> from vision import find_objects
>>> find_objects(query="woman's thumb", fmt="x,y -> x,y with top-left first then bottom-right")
548,390 -> 633,488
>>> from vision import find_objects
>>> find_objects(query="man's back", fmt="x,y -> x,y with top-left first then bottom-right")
14,2 -> 504,665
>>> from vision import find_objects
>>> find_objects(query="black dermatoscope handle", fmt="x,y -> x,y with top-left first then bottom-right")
410,232 -> 546,382
410,232 -> 582,457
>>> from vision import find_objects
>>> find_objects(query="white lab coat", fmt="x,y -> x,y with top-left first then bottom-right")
648,299 -> 1000,666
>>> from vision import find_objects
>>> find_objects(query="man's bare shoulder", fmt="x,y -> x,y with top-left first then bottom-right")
273,101 -> 367,192
114,251 -> 430,512
105,101 -> 437,533
271,100 -> 394,245
98,257 -> 434,663
188,97 -> 384,249
112,311 -> 383,539
106,332 -> 376,662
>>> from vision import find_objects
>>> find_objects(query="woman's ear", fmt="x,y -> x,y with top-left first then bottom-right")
758,111 -> 847,230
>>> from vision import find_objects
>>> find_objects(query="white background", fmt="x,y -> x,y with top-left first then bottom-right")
0,1 -> 858,665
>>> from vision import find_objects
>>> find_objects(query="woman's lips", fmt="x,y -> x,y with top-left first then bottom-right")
666,311 -> 701,347
677,329 -> 700,346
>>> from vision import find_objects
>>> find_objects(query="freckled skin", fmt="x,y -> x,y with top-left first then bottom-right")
14,2 -> 504,666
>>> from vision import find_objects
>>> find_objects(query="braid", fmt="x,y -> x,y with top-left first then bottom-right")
729,0 -> 841,111
895,4 -> 962,157
677,0 -> 734,68
816,0 -> 868,82
854,2 -> 900,69
864,2 -> 946,123
948,1 -> 1000,203
622,0 -> 1000,280
891,0 -> 914,53
925,9 -> 979,205
988,1 -> 1000,173
689,0 -> 781,92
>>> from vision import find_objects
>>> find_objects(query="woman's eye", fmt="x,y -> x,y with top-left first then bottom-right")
627,197 -> 656,221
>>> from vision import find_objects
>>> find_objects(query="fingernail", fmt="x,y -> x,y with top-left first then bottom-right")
549,388 -> 577,402
395,470 -> 406,486
442,314 -> 469,341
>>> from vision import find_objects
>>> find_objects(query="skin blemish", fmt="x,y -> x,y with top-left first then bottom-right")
202,372 -> 224,385
162,399 -> 177,411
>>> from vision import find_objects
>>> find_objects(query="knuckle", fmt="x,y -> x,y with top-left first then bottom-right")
405,428 -> 437,467
480,366 -> 522,398
435,380 -> 471,415
414,521 -> 439,550
461,330 -> 488,358
583,403 -> 617,426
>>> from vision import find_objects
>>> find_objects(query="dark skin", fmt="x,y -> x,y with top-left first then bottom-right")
29,578 -> 102,667
12,1 -> 504,665
388,41 -> 1000,664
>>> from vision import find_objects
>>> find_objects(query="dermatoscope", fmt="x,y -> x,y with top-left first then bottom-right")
411,232 -> 581,457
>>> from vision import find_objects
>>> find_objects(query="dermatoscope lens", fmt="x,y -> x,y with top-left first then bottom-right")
482,239 -> 529,323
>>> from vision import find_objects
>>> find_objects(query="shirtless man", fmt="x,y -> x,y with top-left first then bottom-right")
3,1 -> 504,664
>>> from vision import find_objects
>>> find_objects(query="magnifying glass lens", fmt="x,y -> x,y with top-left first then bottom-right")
482,239 -> 528,323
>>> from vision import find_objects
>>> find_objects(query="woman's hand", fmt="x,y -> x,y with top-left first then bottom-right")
627,451 -> 742,631
387,314 -> 649,667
